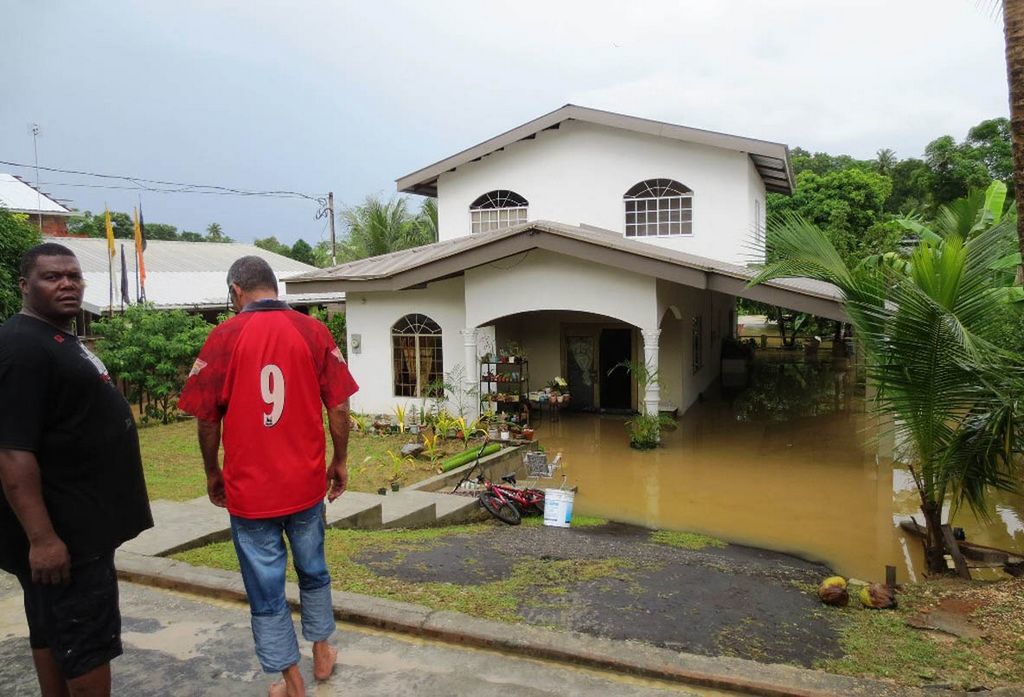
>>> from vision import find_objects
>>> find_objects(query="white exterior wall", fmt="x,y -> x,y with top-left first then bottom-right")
747,160 -> 767,265
657,282 -> 733,412
344,278 -> 466,416
436,120 -> 761,266
463,250 -> 658,329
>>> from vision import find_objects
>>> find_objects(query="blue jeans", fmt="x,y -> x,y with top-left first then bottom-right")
230,502 -> 335,673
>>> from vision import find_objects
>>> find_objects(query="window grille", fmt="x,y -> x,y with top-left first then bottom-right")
392,314 -> 443,397
470,190 -> 528,234
623,179 -> 692,237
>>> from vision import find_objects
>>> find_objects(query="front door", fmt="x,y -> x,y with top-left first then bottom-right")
599,328 -> 632,410
566,336 -> 595,410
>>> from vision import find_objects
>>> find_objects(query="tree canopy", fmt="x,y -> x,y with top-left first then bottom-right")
338,195 -> 436,262
0,211 -> 42,322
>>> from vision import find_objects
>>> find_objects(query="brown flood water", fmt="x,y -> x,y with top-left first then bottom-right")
531,357 -> 1024,583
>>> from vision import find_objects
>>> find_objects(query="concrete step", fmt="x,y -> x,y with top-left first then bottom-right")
122,496 -> 230,557
399,490 -> 486,526
326,491 -> 384,530
379,491 -> 437,529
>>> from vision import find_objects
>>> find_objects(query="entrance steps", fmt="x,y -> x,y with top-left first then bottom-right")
125,488 -> 486,557
326,489 -> 484,530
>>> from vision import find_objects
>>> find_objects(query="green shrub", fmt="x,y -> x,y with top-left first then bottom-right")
92,305 -> 212,423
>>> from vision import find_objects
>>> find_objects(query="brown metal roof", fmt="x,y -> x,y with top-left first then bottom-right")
396,105 -> 794,197
284,221 -> 845,321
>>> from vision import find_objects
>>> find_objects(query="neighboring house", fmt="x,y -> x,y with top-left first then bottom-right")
286,105 -> 845,417
45,236 -> 344,335
0,173 -> 73,235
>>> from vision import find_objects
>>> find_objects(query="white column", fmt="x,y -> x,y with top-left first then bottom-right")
460,327 -> 479,420
641,328 -> 661,416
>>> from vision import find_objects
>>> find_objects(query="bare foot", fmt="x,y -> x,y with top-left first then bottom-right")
270,664 -> 305,696
313,641 -> 338,681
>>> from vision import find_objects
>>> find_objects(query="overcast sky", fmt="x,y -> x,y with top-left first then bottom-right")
0,0 -> 1011,245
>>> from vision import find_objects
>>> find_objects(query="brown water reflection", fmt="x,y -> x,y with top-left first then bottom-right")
532,357 -> 1024,583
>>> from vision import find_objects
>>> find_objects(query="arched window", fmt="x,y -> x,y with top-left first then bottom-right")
623,179 -> 692,237
469,190 -> 528,234
392,314 -> 443,397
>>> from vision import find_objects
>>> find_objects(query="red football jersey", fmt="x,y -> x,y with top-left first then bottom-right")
179,303 -> 358,518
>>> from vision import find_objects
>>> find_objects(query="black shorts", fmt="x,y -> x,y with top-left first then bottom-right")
16,551 -> 123,679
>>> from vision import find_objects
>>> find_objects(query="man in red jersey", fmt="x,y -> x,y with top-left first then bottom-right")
179,256 -> 357,697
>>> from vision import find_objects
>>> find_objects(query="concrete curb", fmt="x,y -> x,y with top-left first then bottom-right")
114,550 -> 925,697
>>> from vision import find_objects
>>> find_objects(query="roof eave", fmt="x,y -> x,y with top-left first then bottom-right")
395,104 -> 794,196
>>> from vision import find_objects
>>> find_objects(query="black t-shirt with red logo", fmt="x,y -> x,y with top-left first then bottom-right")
0,313 -> 153,574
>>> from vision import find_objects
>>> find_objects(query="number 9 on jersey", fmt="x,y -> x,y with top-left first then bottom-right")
260,364 -> 285,427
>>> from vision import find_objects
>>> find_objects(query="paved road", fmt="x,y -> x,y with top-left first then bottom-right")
0,573 -> 735,697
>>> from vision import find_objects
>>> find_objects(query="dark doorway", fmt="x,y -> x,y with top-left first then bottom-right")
566,336 -> 596,410
599,328 -> 632,410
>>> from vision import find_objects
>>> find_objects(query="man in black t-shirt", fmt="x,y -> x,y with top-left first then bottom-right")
0,243 -> 153,697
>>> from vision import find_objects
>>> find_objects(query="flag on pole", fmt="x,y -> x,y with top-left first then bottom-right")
104,207 -> 115,259
138,202 -> 148,251
134,207 -> 147,302
120,244 -> 131,307
105,206 -> 115,315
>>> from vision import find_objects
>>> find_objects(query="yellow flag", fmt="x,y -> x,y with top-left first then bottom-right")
104,207 -> 115,259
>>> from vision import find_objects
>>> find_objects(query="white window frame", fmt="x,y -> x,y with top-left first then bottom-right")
392,314 -> 443,398
469,190 -> 529,234
623,179 -> 693,238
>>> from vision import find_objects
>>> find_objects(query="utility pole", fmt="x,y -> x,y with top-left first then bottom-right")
328,191 -> 337,266
31,123 -> 42,231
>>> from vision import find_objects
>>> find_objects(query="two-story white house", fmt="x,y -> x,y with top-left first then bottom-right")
286,105 -> 845,418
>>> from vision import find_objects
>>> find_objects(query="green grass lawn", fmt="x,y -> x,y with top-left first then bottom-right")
816,577 -> 1024,689
138,419 -> 473,501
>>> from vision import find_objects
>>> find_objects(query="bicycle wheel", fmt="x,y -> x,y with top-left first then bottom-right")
480,492 -> 521,525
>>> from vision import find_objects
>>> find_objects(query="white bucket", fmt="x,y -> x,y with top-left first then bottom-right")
543,489 -> 574,528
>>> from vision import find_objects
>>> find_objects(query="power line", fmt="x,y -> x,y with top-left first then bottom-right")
0,158 -> 325,203
35,180 -> 318,199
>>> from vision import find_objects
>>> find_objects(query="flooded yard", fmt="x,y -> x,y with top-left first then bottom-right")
532,355 -> 1024,583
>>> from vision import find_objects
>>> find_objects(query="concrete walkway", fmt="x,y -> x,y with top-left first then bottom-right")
0,573 -> 733,697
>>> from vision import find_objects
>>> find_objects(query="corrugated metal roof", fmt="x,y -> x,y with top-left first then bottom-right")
396,105 -> 794,196
286,220 -> 842,305
44,236 -> 344,314
0,173 -> 71,215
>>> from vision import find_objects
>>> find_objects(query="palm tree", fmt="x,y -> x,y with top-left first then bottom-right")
999,0 -> 1024,277
338,196 -> 433,262
416,198 -> 439,243
751,185 -> 1023,573
874,148 -> 897,176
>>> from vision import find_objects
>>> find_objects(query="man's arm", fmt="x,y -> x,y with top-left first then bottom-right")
326,400 -> 350,502
0,448 -> 70,584
196,419 -> 226,507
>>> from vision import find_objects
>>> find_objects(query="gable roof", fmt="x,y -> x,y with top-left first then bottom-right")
46,236 -> 344,315
0,173 -> 72,216
396,105 -> 794,197
285,221 -> 845,322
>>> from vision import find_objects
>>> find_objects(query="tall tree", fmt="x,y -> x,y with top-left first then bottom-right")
767,168 -> 893,265
416,198 -> 439,243
205,222 -> 232,243
0,211 -> 42,321
290,239 -> 316,265
338,196 -> 432,262
874,148 -> 897,176
1003,0 -> 1024,277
